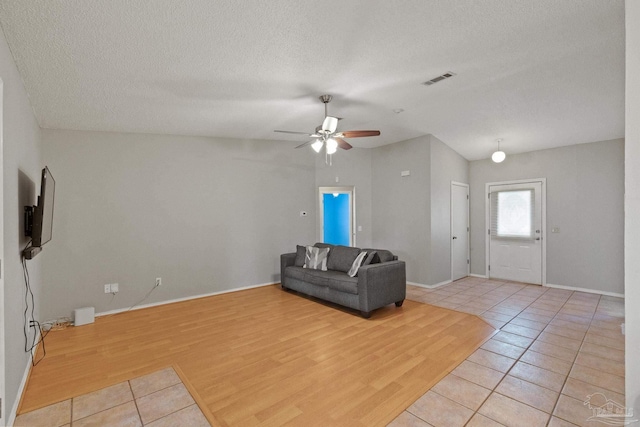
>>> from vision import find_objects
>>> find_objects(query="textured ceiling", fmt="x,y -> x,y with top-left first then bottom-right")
0,0 -> 625,160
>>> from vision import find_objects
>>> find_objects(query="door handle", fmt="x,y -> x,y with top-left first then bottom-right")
535,237 -> 540,240
452,236 -> 457,239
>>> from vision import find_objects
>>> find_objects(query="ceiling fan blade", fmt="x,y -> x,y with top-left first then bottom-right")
340,130 -> 381,138
275,130 -> 313,136
335,138 -> 352,150
295,140 -> 313,149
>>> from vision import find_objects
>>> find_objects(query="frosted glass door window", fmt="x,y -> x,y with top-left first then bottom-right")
492,190 -> 534,239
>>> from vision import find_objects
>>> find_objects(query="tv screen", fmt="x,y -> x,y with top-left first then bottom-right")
32,166 -> 55,247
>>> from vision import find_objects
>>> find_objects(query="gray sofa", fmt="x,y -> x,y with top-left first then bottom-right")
280,243 -> 406,318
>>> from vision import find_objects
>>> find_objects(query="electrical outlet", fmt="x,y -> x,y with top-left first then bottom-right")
111,283 -> 119,293
156,277 -> 162,287
104,284 -> 111,293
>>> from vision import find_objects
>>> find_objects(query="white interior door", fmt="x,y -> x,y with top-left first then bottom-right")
451,182 -> 469,281
488,181 -> 544,284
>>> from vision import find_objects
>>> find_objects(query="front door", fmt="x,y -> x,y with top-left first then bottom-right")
487,180 -> 544,284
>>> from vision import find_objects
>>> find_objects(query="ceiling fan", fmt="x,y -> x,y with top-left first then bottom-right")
274,95 -> 381,158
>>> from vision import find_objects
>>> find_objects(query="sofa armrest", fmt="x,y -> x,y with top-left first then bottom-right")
280,253 -> 297,287
357,260 -> 406,313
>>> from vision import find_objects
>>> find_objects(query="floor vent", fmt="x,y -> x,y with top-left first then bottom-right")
422,71 -> 456,86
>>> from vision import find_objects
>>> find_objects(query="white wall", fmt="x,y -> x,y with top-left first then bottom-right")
469,139 -> 624,294
371,136 -> 430,284
0,29 -> 43,422
429,135 -> 469,285
315,148 -> 373,248
625,0 -> 640,412
40,130 -> 316,320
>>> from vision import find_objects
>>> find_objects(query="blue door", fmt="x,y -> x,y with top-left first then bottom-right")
322,193 -> 351,246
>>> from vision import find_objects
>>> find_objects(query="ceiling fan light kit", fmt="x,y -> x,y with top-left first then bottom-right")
326,138 -> 338,155
274,95 -> 381,164
322,116 -> 338,133
492,139 -> 506,163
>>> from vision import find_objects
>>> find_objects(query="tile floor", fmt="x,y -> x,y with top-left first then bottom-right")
389,276 -> 626,427
14,367 -> 211,427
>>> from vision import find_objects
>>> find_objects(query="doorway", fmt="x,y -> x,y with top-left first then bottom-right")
319,187 -> 355,246
451,182 -> 469,281
486,179 -> 546,285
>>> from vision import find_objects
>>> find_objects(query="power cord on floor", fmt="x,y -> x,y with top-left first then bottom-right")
22,239 -> 48,366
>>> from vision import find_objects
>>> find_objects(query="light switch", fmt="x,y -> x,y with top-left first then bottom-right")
552,227 -> 560,233
358,226 -> 363,232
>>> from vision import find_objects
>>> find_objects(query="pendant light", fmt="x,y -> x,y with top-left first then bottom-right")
492,139 -> 506,163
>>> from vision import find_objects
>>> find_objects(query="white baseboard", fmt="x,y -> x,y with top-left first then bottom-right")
469,274 -> 488,279
8,328 -> 41,426
544,283 -> 624,298
407,280 -> 452,289
96,281 -> 277,317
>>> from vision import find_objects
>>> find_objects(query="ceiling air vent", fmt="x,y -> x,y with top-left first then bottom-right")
422,72 -> 456,86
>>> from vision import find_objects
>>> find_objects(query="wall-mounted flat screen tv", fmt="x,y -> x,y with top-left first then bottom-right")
24,166 -> 56,255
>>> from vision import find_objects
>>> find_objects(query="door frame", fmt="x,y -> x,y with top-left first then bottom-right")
451,181 -> 469,281
485,178 -> 547,284
318,186 -> 356,246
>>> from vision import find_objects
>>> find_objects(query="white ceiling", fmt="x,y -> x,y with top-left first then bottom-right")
0,0 -> 625,160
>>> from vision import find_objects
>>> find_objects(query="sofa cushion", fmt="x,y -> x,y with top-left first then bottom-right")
303,269 -> 359,295
285,266 -> 307,281
327,245 -> 361,273
294,245 -> 306,267
348,251 -> 368,277
362,248 -> 395,263
304,246 -> 330,270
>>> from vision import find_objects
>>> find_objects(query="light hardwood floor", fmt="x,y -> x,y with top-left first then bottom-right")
19,285 -> 496,426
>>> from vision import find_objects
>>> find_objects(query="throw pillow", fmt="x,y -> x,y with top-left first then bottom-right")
362,251 -> 379,267
304,246 -> 330,271
348,251 -> 367,277
294,245 -> 306,267
326,245 -> 362,273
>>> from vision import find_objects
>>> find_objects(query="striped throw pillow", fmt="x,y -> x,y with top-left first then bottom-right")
304,246 -> 330,271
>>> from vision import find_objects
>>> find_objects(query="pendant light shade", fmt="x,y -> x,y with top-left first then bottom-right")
491,150 -> 506,163
311,139 -> 323,153
492,139 -> 506,163
326,138 -> 338,155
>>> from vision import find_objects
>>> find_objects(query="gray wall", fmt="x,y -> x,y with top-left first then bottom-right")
315,148 -> 373,248
40,129 -> 316,320
371,136 -> 430,284
1,29 -> 43,420
625,0 -> 640,411
429,135 -> 469,285
469,139 -> 624,294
